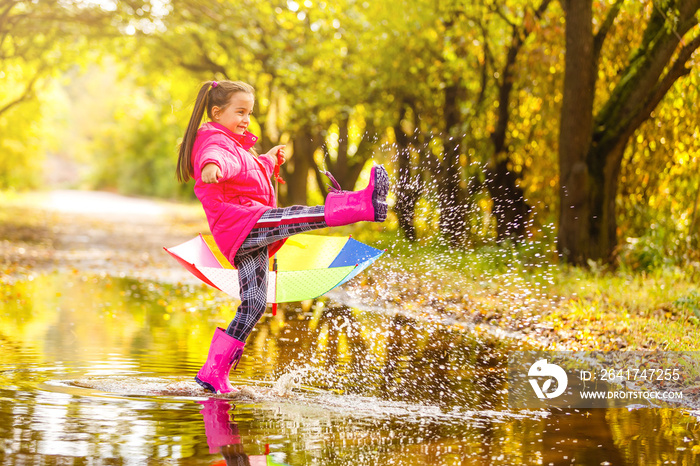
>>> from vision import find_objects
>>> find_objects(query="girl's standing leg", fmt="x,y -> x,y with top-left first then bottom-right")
227,245 -> 269,341
195,205 -> 328,393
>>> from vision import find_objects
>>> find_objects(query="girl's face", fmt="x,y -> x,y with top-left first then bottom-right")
213,92 -> 254,134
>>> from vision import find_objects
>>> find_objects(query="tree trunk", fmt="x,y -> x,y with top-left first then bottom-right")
486,46 -> 530,242
559,0 -> 700,265
486,160 -> 530,241
558,0 -> 596,265
314,114 -> 375,197
583,139 -> 627,262
285,125 -> 315,206
393,108 -> 420,241
484,1 -> 553,242
438,83 -> 467,248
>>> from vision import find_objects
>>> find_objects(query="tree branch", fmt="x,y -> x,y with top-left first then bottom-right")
155,32 -> 228,76
192,33 -> 229,76
593,0 -> 625,64
491,0 -> 552,153
0,64 -> 42,117
631,32 -> 700,132
470,17 -> 492,111
594,2 -> 700,145
491,3 -> 517,30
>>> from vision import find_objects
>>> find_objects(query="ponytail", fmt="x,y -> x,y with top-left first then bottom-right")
177,80 -> 257,183
177,81 -> 215,183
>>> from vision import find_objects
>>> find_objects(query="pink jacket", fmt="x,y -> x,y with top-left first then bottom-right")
192,122 -> 284,263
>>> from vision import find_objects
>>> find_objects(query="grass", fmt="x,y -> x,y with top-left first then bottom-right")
546,266 -> 700,350
354,228 -> 700,351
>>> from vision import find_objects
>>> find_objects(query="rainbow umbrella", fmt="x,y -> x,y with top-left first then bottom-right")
164,234 -> 384,303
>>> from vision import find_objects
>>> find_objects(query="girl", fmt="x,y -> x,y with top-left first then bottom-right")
177,80 -> 389,394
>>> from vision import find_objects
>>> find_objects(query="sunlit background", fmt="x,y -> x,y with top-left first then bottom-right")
2,0 -> 699,267
2,0 -> 700,464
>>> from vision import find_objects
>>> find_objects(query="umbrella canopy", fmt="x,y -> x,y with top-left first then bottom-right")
164,234 -> 384,303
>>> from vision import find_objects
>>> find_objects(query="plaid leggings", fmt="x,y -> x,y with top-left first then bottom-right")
225,205 -> 327,341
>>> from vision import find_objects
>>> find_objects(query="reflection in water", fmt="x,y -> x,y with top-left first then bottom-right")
1,272 -> 700,464
200,398 -> 288,466
276,301 -> 510,411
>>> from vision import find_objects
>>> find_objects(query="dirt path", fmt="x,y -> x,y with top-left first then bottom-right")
0,190 -> 209,283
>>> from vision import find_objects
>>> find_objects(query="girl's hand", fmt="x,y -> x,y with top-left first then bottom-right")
201,163 -> 222,183
267,145 -> 287,165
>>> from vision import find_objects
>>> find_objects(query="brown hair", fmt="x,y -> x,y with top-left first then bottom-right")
176,80 -> 255,183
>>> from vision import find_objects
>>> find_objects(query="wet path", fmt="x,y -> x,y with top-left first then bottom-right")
1,191 -> 700,464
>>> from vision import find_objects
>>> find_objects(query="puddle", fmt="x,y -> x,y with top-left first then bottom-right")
2,273 -> 700,464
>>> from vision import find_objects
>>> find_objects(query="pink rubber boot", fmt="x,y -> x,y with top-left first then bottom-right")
324,165 -> 389,227
195,327 -> 245,394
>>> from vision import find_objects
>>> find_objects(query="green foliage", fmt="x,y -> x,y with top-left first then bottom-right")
0,99 -> 42,190
91,102 -> 184,198
674,291 -> 700,317
0,0 -> 146,189
87,66 -> 198,199
1,0 -> 699,269
617,235 -> 670,272
619,67 -> 700,268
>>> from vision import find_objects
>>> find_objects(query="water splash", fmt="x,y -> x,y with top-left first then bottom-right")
271,365 -> 324,396
66,376 -> 207,397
